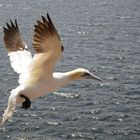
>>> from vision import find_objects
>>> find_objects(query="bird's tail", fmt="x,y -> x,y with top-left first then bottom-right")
0,98 -> 16,127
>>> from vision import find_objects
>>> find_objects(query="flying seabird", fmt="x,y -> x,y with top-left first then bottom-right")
0,13 -> 102,126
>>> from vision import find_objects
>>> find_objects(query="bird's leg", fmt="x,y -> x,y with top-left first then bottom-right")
20,94 -> 31,109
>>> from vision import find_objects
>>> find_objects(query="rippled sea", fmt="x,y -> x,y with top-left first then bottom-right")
0,0 -> 140,139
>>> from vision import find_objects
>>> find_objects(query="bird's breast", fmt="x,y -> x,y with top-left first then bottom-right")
20,80 -> 59,100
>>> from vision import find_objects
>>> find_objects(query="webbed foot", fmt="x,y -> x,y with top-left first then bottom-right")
20,94 -> 31,109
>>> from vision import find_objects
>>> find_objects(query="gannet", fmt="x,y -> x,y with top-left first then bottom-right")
0,13 -> 102,126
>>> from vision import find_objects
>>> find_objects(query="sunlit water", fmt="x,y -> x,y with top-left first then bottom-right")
0,0 -> 140,139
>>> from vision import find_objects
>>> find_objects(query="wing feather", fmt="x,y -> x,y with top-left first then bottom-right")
27,13 -> 63,85
3,20 -> 32,85
33,13 -> 62,53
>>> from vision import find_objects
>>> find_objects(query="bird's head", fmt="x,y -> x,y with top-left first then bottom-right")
68,68 -> 102,81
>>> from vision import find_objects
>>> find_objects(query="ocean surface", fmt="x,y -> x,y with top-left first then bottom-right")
0,0 -> 140,139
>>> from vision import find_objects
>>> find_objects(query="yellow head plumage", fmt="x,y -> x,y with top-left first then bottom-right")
66,68 -> 102,81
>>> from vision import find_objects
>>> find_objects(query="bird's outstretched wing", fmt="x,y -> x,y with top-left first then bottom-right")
27,13 -> 63,85
3,20 -> 33,85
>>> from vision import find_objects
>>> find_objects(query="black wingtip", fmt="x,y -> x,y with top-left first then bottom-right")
10,20 -> 15,27
42,15 -> 47,23
5,19 -> 18,29
3,26 -> 7,31
15,19 -> 18,27
47,13 -> 51,22
47,13 -> 49,18
6,22 -> 10,28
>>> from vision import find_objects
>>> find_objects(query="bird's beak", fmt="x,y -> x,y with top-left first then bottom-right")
90,73 -> 102,81
82,72 -> 102,81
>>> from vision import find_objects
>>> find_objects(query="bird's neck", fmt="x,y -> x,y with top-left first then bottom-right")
53,72 -> 72,87
65,68 -> 85,81
53,70 -> 82,88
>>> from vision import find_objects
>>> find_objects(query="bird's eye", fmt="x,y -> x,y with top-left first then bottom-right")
61,45 -> 64,52
81,73 -> 91,79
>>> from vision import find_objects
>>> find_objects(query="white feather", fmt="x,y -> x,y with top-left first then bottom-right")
8,49 -> 32,85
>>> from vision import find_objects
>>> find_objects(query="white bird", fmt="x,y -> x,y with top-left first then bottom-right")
0,13 -> 102,126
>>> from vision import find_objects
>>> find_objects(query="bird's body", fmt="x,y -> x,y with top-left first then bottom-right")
14,71 -> 74,104
0,14 -> 102,126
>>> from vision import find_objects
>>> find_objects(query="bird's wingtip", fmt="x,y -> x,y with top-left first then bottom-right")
47,13 -> 52,22
47,13 -> 49,17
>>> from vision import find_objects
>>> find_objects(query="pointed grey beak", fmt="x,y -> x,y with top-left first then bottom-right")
90,73 -> 102,81
82,73 -> 102,81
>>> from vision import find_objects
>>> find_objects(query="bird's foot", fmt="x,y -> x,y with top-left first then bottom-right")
20,94 -> 31,109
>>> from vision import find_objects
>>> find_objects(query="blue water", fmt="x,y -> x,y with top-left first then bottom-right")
0,0 -> 140,139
